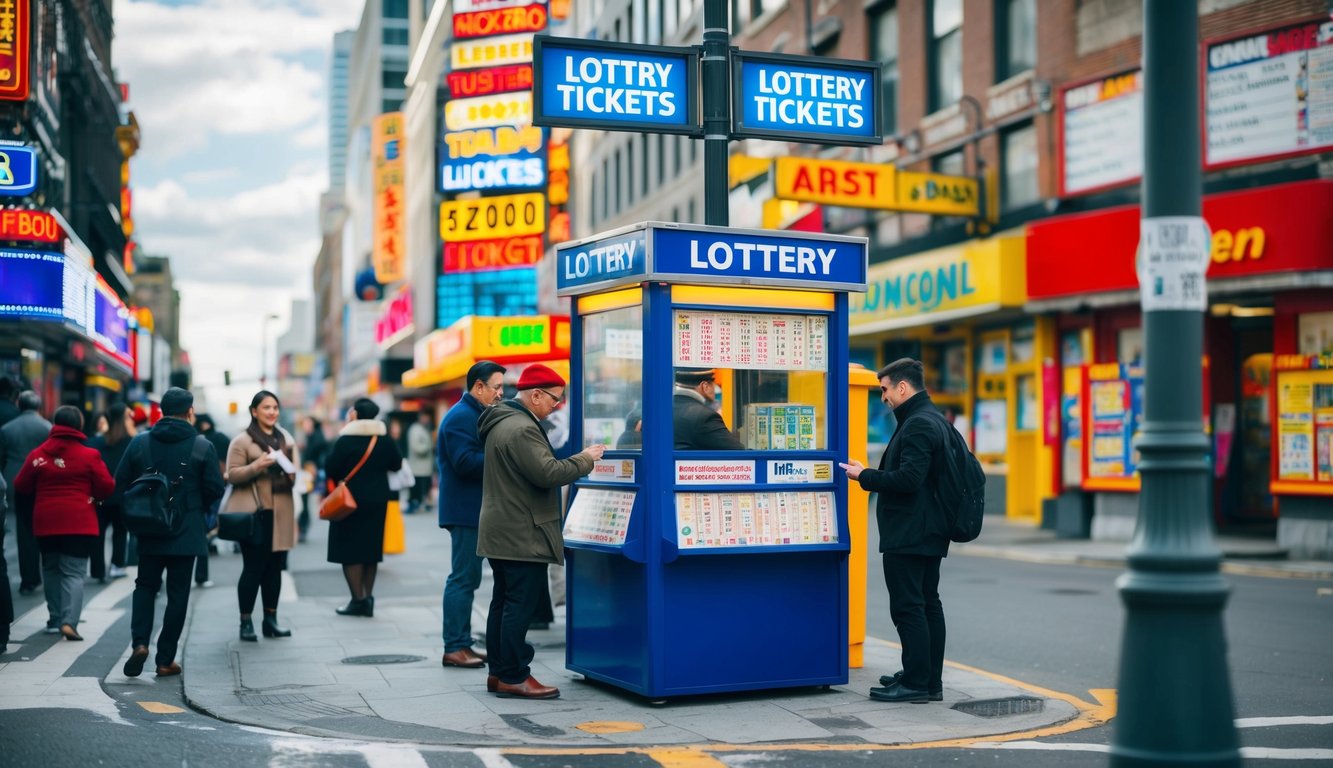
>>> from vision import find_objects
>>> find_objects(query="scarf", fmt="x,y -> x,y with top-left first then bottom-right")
247,423 -> 294,495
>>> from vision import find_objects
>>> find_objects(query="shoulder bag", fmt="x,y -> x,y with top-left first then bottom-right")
319,436 -> 377,522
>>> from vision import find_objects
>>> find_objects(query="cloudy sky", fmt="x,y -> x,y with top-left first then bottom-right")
113,0 -> 364,408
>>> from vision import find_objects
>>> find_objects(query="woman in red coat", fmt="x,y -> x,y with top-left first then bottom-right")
14,406 -> 115,641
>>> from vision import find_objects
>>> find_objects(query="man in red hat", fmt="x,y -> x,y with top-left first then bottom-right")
475,364 -> 604,699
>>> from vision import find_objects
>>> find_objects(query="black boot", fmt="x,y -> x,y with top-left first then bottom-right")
336,598 -> 369,617
261,611 -> 291,638
365,595 -> 375,618
239,617 -> 257,642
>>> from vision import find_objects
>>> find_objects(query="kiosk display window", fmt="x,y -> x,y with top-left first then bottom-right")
582,305 -> 643,449
676,490 -> 837,548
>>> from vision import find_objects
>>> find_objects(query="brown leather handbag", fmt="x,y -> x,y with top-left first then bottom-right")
319,436 -> 377,521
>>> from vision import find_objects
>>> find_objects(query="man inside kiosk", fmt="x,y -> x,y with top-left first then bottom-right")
673,368 -> 744,450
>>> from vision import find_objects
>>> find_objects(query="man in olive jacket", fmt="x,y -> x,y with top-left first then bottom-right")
477,364 -> 603,700
115,388 -> 224,677
840,359 -> 950,704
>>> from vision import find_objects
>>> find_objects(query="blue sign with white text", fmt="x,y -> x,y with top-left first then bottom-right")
733,52 -> 881,145
439,142 -> 546,193
534,36 -> 697,135
0,144 -> 39,197
0,249 -> 65,319
556,230 -> 648,293
653,227 -> 867,291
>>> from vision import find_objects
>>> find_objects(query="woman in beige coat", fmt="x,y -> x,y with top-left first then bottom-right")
225,390 -> 299,642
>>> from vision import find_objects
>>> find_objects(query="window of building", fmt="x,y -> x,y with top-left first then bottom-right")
383,0 -> 409,19
382,27 -> 409,46
602,157 -> 611,222
614,149 -> 622,214
869,3 -> 899,135
688,198 -> 696,223
674,136 -> 682,177
657,134 -> 665,184
931,149 -> 966,230
732,0 -> 782,29
627,141 -> 636,204
928,0 -> 963,112
996,0 -> 1036,82
1001,122 -> 1039,211
641,135 -> 650,197
381,69 -> 406,91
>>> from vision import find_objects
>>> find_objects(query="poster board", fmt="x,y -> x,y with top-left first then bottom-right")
564,487 -> 636,546
1270,356 -> 1333,496
673,310 -> 828,371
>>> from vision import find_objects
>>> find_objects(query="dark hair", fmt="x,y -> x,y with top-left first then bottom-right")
352,398 -> 380,420
247,390 -> 280,429
0,376 -> 15,400
105,403 -> 131,446
195,413 -> 215,431
466,360 -> 506,391
878,358 -> 926,392
17,390 -> 40,412
53,405 -> 84,430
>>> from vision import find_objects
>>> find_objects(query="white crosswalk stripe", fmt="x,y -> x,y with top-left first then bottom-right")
971,741 -> 1333,761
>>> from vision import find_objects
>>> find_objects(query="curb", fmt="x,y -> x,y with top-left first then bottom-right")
958,544 -> 1333,580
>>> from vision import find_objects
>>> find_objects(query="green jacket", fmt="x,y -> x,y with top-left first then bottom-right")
477,400 -> 594,565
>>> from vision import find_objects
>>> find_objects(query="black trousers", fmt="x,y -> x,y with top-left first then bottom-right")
132,553 -> 194,667
90,503 -> 127,579
0,513 -> 13,635
237,510 -> 284,614
15,496 -> 40,589
882,553 -> 946,692
486,558 -> 546,685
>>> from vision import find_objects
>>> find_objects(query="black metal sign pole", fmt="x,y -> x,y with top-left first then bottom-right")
701,0 -> 730,227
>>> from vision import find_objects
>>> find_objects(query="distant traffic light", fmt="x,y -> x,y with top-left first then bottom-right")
224,370 -> 231,386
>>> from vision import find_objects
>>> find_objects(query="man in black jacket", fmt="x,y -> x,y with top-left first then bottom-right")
115,388 -> 224,677
840,358 -> 950,704
672,369 -> 743,450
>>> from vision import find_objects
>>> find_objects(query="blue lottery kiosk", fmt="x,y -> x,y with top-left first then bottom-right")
556,221 -> 868,699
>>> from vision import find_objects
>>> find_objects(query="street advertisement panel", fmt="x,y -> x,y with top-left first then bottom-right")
443,235 -> 544,272
371,113 -> 405,283
0,142 -> 38,196
732,51 -> 882,145
91,281 -> 132,367
444,92 -> 533,131
0,208 -> 62,242
0,249 -> 63,319
447,63 -> 534,98
0,249 -> 133,368
439,192 -> 545,242
453,3 -> 548,39
1205,18 -> 1333,167
451,33 -> 535,71
774,157 -> 894,209
1083,363 -> 1144,488
532,36 -> 699,135
1059,70 -> 1143,196
439,139 -> 545,193
0,0 -> 29,101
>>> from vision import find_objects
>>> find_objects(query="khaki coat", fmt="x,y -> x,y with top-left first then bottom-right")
224,427 -> 299,552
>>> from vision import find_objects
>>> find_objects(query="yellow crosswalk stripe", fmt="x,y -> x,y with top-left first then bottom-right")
644,749 -> 728,767
138,701 -> 185,714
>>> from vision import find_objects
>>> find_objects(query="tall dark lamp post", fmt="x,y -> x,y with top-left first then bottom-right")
701,0 -> 729,227
1110,2 -> 1240,765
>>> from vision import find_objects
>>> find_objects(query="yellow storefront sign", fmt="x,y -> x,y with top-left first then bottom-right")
403,315 -> 572,390
450,32 -> 535,70
440,192 -> 545,242
894,170 -> 979,217
850,233 -> 1026,333
774,156 -> 895,209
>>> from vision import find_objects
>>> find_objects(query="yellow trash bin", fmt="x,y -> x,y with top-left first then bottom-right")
383,499 -> 406,555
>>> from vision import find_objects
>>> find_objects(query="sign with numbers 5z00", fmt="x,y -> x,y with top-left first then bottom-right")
439,192 -> 546,242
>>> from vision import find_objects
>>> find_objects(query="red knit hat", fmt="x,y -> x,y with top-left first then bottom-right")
516,363 -> 566,391
131,405 -> 151,426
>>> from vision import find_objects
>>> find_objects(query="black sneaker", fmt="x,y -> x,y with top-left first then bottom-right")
878,671 -> 943,700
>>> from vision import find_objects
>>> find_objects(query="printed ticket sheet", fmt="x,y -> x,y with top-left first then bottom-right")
564,488 -> 636,546
673,310 -> 829,371
677,491 -> 837,549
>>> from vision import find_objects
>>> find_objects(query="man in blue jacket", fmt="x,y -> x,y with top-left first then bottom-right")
438,360 -> 506,669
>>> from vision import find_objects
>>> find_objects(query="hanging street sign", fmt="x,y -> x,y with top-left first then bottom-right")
0,142 -> 38,197
532,36 -> 699,135
731,51 -> 882,146
893,170 -> 980,217
773,156 -> 893,210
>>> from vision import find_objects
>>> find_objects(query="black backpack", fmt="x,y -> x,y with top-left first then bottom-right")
123,437 -> 206,538
918,412 -> 986,543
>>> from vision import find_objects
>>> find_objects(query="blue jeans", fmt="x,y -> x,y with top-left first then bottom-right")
442,525 -> 483,653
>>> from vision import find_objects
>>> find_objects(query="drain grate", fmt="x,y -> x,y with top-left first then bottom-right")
952,696 -> 1045,718
341,654 -> 426,665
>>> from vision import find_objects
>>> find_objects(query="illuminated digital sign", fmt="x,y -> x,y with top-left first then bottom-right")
444,235 -> 545,273
447,63 -> 534,98
453,4 -> 548,39
440,192 -> 545,243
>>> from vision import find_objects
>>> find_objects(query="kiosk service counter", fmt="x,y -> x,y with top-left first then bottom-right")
555,222 -> 868,698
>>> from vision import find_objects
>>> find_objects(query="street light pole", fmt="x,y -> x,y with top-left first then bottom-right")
260,313 -> 279,389
1111,2 -> 1240,765
701,0 -> 729,226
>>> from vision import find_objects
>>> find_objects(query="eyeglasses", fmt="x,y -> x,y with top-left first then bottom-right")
536,388 -> 565,404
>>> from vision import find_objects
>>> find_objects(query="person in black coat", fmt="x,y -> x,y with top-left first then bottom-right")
115,388 -> 224,677
840,358 -> 950,704
89,403 -> 136,582
672,368 -> 743,450
297,415 -> 329,542
325,399 -> 403,617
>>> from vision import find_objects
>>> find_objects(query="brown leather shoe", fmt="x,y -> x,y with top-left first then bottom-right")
487,675 -> 498,693
155,662 -> 182,677
493,675 -> 559,699
441,648 -> 486,668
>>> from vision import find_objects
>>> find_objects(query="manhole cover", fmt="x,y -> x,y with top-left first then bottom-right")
341,654 -> 426,665
952,696 -> 1045,718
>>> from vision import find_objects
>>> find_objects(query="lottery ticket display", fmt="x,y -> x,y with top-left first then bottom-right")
673,311 -> 828,371
564,488 -> 636,546
675,491 -> 836,548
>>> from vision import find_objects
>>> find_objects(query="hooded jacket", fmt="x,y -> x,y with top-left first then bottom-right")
115,417 -> 225,557
15,425 -> 116,538
476,399 -> 594,565
855,390 -> 951,557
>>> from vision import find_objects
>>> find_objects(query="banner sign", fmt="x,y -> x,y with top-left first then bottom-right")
1059,70 -> 1143,196
556,222 -> 868,295
0,249 -> 63,319
894,171 -> 980,217
445,91 -> 533,131
0,142 -> 38,196
440,147 -> 545,193
774,157 -> 893,209
1205,18 -> 1333,168
0,0 -> 29,101
0,208 -> 61,242
447,63 -> 534,98
532,36 -> 699,135
440,192 -> 545,242
451,33 -> 535,71
454,4 -> 548,39
443,235 -> 545,272
732,51 -> 881,145
371,112 -> 406,283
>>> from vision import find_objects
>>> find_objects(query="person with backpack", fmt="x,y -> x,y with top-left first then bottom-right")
840,358 -> 959,704
13,406 -> 115,641
115,387 -> 224,677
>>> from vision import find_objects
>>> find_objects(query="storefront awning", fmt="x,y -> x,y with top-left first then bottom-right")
402,314 -> 571,390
